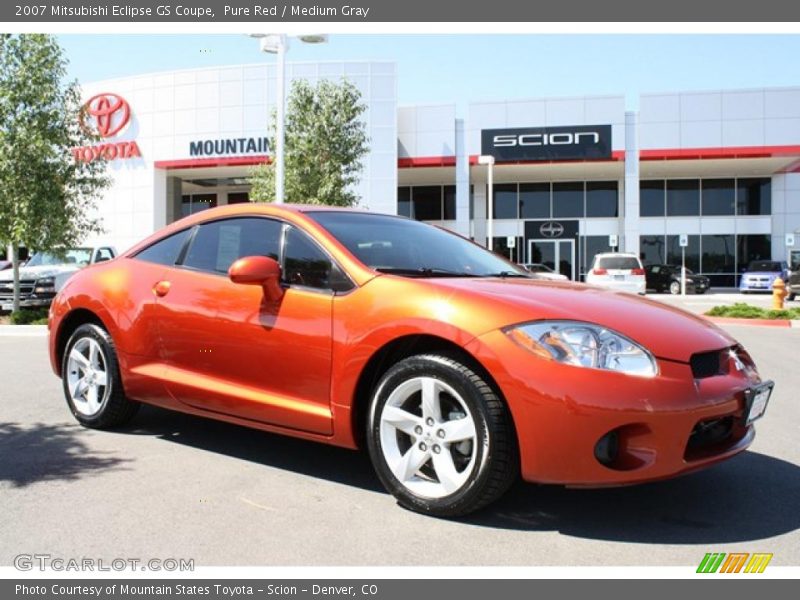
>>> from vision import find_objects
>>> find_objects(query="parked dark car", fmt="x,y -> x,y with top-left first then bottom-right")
788,266 -> 799,301
645,264 -> 710,294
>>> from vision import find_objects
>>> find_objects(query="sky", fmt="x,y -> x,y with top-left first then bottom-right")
58,34 -> 800,113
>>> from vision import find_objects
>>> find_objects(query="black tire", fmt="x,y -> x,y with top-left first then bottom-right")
61,323 -> 139,428
367,354 -> 518,518
788,293 -> 796,302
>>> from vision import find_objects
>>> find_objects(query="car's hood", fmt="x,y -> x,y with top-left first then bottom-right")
0,264 -> 79,281
425,277 -> 736,363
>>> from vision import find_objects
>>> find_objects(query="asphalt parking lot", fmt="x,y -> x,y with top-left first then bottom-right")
1,315 -> 798,567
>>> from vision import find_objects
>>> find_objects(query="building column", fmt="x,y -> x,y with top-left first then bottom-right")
454,118 -> 470,237
473,172 -> 487,246
164,175 -> 183,226
623,110 -> 640,257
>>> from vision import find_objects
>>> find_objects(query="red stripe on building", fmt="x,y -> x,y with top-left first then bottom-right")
154,156 -> 270,169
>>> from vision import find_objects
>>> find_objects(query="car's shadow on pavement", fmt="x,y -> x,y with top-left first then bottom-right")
121,405 -> 384,493
122,406 -> 799,544
466,451 -> 800,544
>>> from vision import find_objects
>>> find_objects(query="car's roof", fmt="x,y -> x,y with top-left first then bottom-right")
594,252 -> 639,258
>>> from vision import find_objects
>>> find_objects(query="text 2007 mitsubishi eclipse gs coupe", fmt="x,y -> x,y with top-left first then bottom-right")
48,204 -> 773,517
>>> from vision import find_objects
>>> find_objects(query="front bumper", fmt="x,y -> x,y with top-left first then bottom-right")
465,330 -> 761,487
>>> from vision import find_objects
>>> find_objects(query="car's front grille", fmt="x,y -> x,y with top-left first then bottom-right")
0,279 -> 36,301
690,350 -> 725,379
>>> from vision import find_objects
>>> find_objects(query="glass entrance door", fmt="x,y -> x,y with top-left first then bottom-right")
528,239 -> 575,280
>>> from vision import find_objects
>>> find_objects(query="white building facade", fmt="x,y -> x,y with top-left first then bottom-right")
72,61 -> 800,286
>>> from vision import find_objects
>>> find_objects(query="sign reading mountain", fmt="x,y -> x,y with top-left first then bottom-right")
481,125 -> 612,162
189,137 -> 270,157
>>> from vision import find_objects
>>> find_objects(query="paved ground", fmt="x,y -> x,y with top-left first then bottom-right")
0,318 -> 798,567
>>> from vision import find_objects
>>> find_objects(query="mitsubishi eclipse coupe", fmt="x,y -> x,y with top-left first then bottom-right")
48,204 -> 772,517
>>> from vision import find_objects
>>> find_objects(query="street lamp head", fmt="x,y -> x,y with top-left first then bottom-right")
478,155 -> 495,166
297,34 -> 329,44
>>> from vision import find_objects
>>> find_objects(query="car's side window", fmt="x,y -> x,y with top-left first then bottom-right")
134,229 -> 191,266
96,247 -> 115,262
282,226 -> 352,292
182,217 -> 282,275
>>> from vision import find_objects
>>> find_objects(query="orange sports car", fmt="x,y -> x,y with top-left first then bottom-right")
48,204 -> 772,516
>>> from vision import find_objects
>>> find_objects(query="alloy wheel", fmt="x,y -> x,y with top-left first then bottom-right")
378,376 -> 478,499
66,337 -> 110,416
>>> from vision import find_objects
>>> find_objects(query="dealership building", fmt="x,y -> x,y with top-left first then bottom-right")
68,60 -> 800,285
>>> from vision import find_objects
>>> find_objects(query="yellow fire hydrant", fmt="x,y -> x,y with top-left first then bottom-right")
773,277 -> 788,310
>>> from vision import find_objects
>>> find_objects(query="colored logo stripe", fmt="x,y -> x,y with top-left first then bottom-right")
697,552 -> 772,573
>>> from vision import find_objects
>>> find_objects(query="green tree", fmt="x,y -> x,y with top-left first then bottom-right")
250,78 -> 369,206
0,34 -> 108,312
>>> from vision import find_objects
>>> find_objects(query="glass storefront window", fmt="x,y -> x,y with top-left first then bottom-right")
397,187 -> 411,218
412,186 -> 442,221
737,178 -> 771,215
181,193 -> 217,217
519,183 -> 550,219
640,180 -> 665,217
667,180 -> 700,216
701,234 -> 735,273
552,182 -> 584,218
443,186 -> 457,220
639,235 -> 666,265
701,179 -> 735,216
583,235 -> 613,279
666,234 -> 700,272
493,184 -> 518,219
586,181 -> 618,218
737,234 -> 772,269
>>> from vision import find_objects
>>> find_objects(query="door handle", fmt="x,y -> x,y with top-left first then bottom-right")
153,280 -> 171,297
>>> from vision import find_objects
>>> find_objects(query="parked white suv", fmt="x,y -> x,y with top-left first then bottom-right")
585,252 -> 646,295
0,246 -> 116,311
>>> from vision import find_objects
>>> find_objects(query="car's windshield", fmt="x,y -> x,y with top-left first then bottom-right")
308,212 -> 530,278
595,256 -> 641,270
747,261 -> 781,272
26,248 -> 92,267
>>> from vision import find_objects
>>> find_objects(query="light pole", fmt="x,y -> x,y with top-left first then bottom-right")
249,34 -> 328,204
478,155 -> 496,251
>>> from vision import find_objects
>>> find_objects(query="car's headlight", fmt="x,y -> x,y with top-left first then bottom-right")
504,320 -> 657,377
34,276 -> 55,293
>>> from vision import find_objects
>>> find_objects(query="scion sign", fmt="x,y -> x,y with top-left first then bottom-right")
482,125 -> 612,162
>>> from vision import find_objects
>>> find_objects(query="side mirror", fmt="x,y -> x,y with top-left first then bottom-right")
228,255 -> 284,303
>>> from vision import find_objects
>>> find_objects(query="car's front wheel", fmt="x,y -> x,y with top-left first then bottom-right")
367,354 -> 518,517
669,281 -> 681,295
62,323 -> 139,428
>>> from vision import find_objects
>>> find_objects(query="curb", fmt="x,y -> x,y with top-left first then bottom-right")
704,316 -> 798,328
0,324 -> 48,336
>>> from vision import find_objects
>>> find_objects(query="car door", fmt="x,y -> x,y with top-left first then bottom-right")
154,217 -> 336,435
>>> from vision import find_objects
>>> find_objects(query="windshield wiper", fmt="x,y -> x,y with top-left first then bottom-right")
375,267 -> 480,278
480,271 -> 532,278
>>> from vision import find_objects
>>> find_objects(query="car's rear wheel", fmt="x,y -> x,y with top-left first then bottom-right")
62,323 -> 139,428
367,354 -> 518,517
669,281 -> 681,295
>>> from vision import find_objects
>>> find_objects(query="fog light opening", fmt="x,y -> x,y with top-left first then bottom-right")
594,430 -> 619,467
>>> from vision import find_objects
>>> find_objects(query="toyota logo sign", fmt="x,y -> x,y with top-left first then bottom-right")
539,222 -> 565,238
80,93 -> 131,138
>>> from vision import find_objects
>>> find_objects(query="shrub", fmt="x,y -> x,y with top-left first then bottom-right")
705,303 -> 800,320
9,308 -> 49,325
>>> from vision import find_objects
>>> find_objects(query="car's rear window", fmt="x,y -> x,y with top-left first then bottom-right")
747,261 -> 781,272
595,256 -> 641,270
